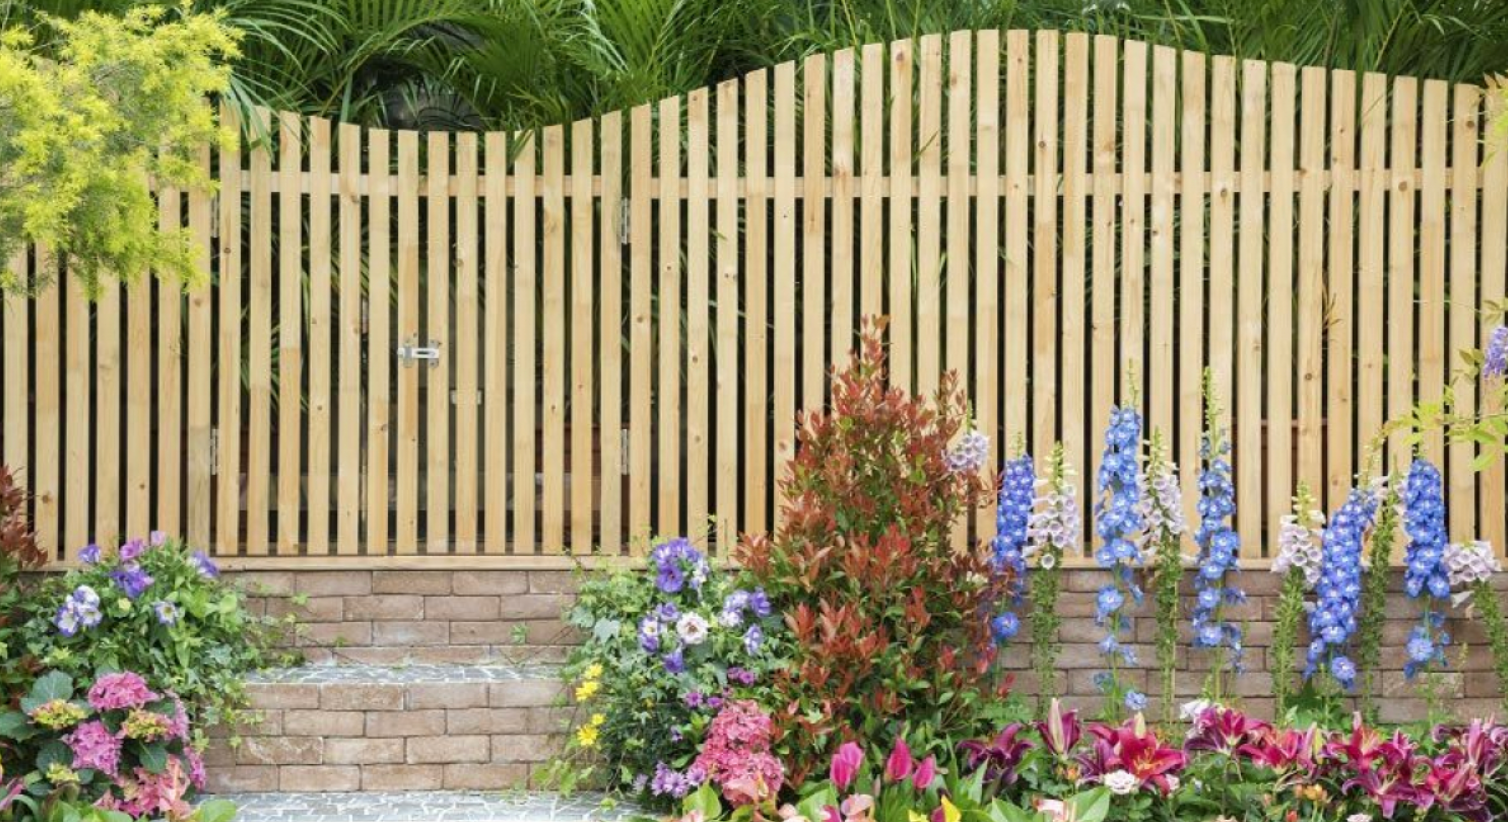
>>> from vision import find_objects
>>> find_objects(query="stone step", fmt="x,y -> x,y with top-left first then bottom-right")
214,791 -> 639,822
206,665 -> 571,793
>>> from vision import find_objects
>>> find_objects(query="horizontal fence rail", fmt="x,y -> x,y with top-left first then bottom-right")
2,30 -> 1507,567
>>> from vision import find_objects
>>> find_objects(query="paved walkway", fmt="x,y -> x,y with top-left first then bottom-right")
246,663 -> 562,685
216,791 -> 645,822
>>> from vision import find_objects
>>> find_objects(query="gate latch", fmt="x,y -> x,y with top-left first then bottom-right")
398,338 -> 442,368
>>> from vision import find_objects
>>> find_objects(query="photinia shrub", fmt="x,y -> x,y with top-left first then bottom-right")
735,320 -> 1010,783
0,465 -> 42,702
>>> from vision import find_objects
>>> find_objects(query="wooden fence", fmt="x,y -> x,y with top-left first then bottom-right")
2,30 -> 1506,568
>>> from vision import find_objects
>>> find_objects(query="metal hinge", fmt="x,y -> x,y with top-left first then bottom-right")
398,337 -> 442,367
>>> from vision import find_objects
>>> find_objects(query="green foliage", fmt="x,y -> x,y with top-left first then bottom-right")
1356,480 -> 1399,720
19,536 -> 293,729
1144,432 -> 1183,725
0,465 -> 43,703
1472,577 -> 1508,716
0,4 -> 236,297
1028,443 -> 1070,714
1270,567 -> 1306,720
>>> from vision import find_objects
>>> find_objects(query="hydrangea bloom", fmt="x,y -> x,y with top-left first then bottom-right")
650,538 -> 709,594
1191,400 -> 1246,673
28,699 -> 87,730
87,671 -> 159,711
63,720 -> 123,776
1273,502 -> 1325,590
1306,482 -> 1384,690
691,700 -> 784,806
946,429 -> 990,474
1093,406 -> 1144,670
1485,325 -> 1508,380
1443,540 -> 1500,588
1401,460 -> 1451,678
990,451 -> 1036,643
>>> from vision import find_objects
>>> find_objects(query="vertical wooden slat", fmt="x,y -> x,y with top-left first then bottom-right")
34,258 -> 59,557
946,33 -> 972,487
1296,67 -> 1327,499
1480,89 -> 1508,552
1417,80 -> 1449,466
802,54 -> 827,412
1089,35 -> 1118,512
629,106 -> 654,547
916,35 -> 943,396
396,130 -> 421,553
859,45 -> 884,319
1208,57 -> 1236,424
657,99 -> 682,538
744,73 -> 769,535
568,121 -> 593,555
156,184 -> 183,536
2,254 -> 26,491
96,279 -> 121,544
307,117 -> 332,553
1148,46 -> 1175,437
1448,85 -> 1480,536
599,114 -> 623,553
126,270 -> 150,537
832,49 -> 856,365
1268,64 -> 1298,540
1062,33 -> 1090,533
63,273 -> 87,556
1388,79 -> 1419,471
1178,52 -> 1207,531
456,132 -> 480,551
186,149 -> 213,548
483,132 -> 507,553
1236,60 -> 1266,558
34,253 -> 59,555
218,105 -> 247,554
774,63 -> 797,527
540,125 -> 564,553
512,131 -> 537,553
337,123 -> 362,554
1120,40 -> 1148,406
368,130 -> 392,554
1356,75 -> 1387,477
685,93 -> 710,541
716,80 -> 740,551
1030,31 -> 1057,457
974,27 -> 1000,543
277,111 -> 302,554
428,131 -> 453,552
1005,30 -> 1030,445
888,41 -> 914,391
1327,71 -> 1356,509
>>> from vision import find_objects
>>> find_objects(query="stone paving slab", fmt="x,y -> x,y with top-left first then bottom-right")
248,664 -> 562,685
214,791 -> 645,822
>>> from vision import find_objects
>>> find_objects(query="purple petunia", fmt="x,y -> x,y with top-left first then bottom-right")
152,600 -> 181,626
110,564 -> 154,599
54,585 -> 103,637
117,538 -> 146,563
189,550 -> 220,579
79,544 -> 101,565
650,538 -> 708,595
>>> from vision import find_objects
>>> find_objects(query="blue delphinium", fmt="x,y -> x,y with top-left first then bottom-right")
1305,482 -> 1383,690
1192,372 -> 1246,680
990,447 -> 1037,644
1094,405 -> 1145,690
1401,460 -> 1451,678
1485,325 -> 1508,380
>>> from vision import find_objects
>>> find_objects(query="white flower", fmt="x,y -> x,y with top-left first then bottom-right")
1103,770 -> 1139,795
1444,540 -> 1500,588
1038,552 -> 1058,571
718,609 -> 743,629
1347,815 -> 1373,822
676,612 -> 710,646
1179,699 -> 1212,723
1164,775 -> 1180,793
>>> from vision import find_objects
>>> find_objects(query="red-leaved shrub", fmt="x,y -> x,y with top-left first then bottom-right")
735,320 -> 1011,783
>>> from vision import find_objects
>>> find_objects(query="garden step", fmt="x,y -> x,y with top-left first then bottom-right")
205,665 -> 572,793
212,791 -> 639,822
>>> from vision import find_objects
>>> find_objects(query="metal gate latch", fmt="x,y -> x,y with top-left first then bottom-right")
398,338 -> 442,367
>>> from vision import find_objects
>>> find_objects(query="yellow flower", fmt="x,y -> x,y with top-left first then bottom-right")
940,797 -> 960,822
575,680 -> 600,701
591,713 -> 606,726
576,724 -> 599,748
584,663 -> 604,679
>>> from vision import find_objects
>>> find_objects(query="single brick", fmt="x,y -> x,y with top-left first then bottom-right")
450,621 -> 518,645
373,570 -> 454,595
324,737 -> 406,765
373,621 -> 449,647
526,707 -> 573,735
366,710 -> 447,737
266,596 -> 344,622
409,682 -> 490,710
406,646 -> 498,665
448,708 -> 530,735
491,734 -> 563,763
453,571 -> 530,596
236,736 -> 324,766
497,594 -> 571,620
248,684 -> 320,711
362,764 -> 444,791
295,572 -> 373,597
343,594 -> 424,621
204,765 -> 278,793
334,647 -> 412,666
444,763 -> 530,791
279,765 -> 361,792
230,571 -> 298,596
320,683 -> 406,711
407,735 -> 491,764
202,741 -> 237,768
490,679 -> 566,708
282,710 -> 366,737
425,596 -> 502,621
297,621 -> 373,648
528,571 -> 579,594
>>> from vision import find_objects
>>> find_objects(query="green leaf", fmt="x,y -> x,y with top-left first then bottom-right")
21,671 -> 74,713
194,799 -> 239,822
0,710 -> 37,741
1069,788 -> 1111,822
36,740 -> 71,773
685,783 -> 723,821
137,742 -> 169,775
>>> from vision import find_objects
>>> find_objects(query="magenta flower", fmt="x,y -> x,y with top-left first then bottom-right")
117,538 -> 146,563
87,671 -> 159,711
913,755 -> 937,790
885,737 -> 915,782
959,723 -> 1033,786
63,720 -> 123,776
1035,699 -> 1083,759
830,742 -> 863,791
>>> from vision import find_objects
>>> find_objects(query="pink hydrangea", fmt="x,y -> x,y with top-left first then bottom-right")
693,700 -> 784,805
98,757 -> 193,820
64,720 -> 123,777
165,695 -> 190,742
87,672 -> 159,711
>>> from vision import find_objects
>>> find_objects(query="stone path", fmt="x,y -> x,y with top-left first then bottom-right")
247,664 -> 561,685
216,791 -> 646,822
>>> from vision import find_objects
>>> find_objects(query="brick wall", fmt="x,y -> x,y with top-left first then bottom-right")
232,567 -> 1508,723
